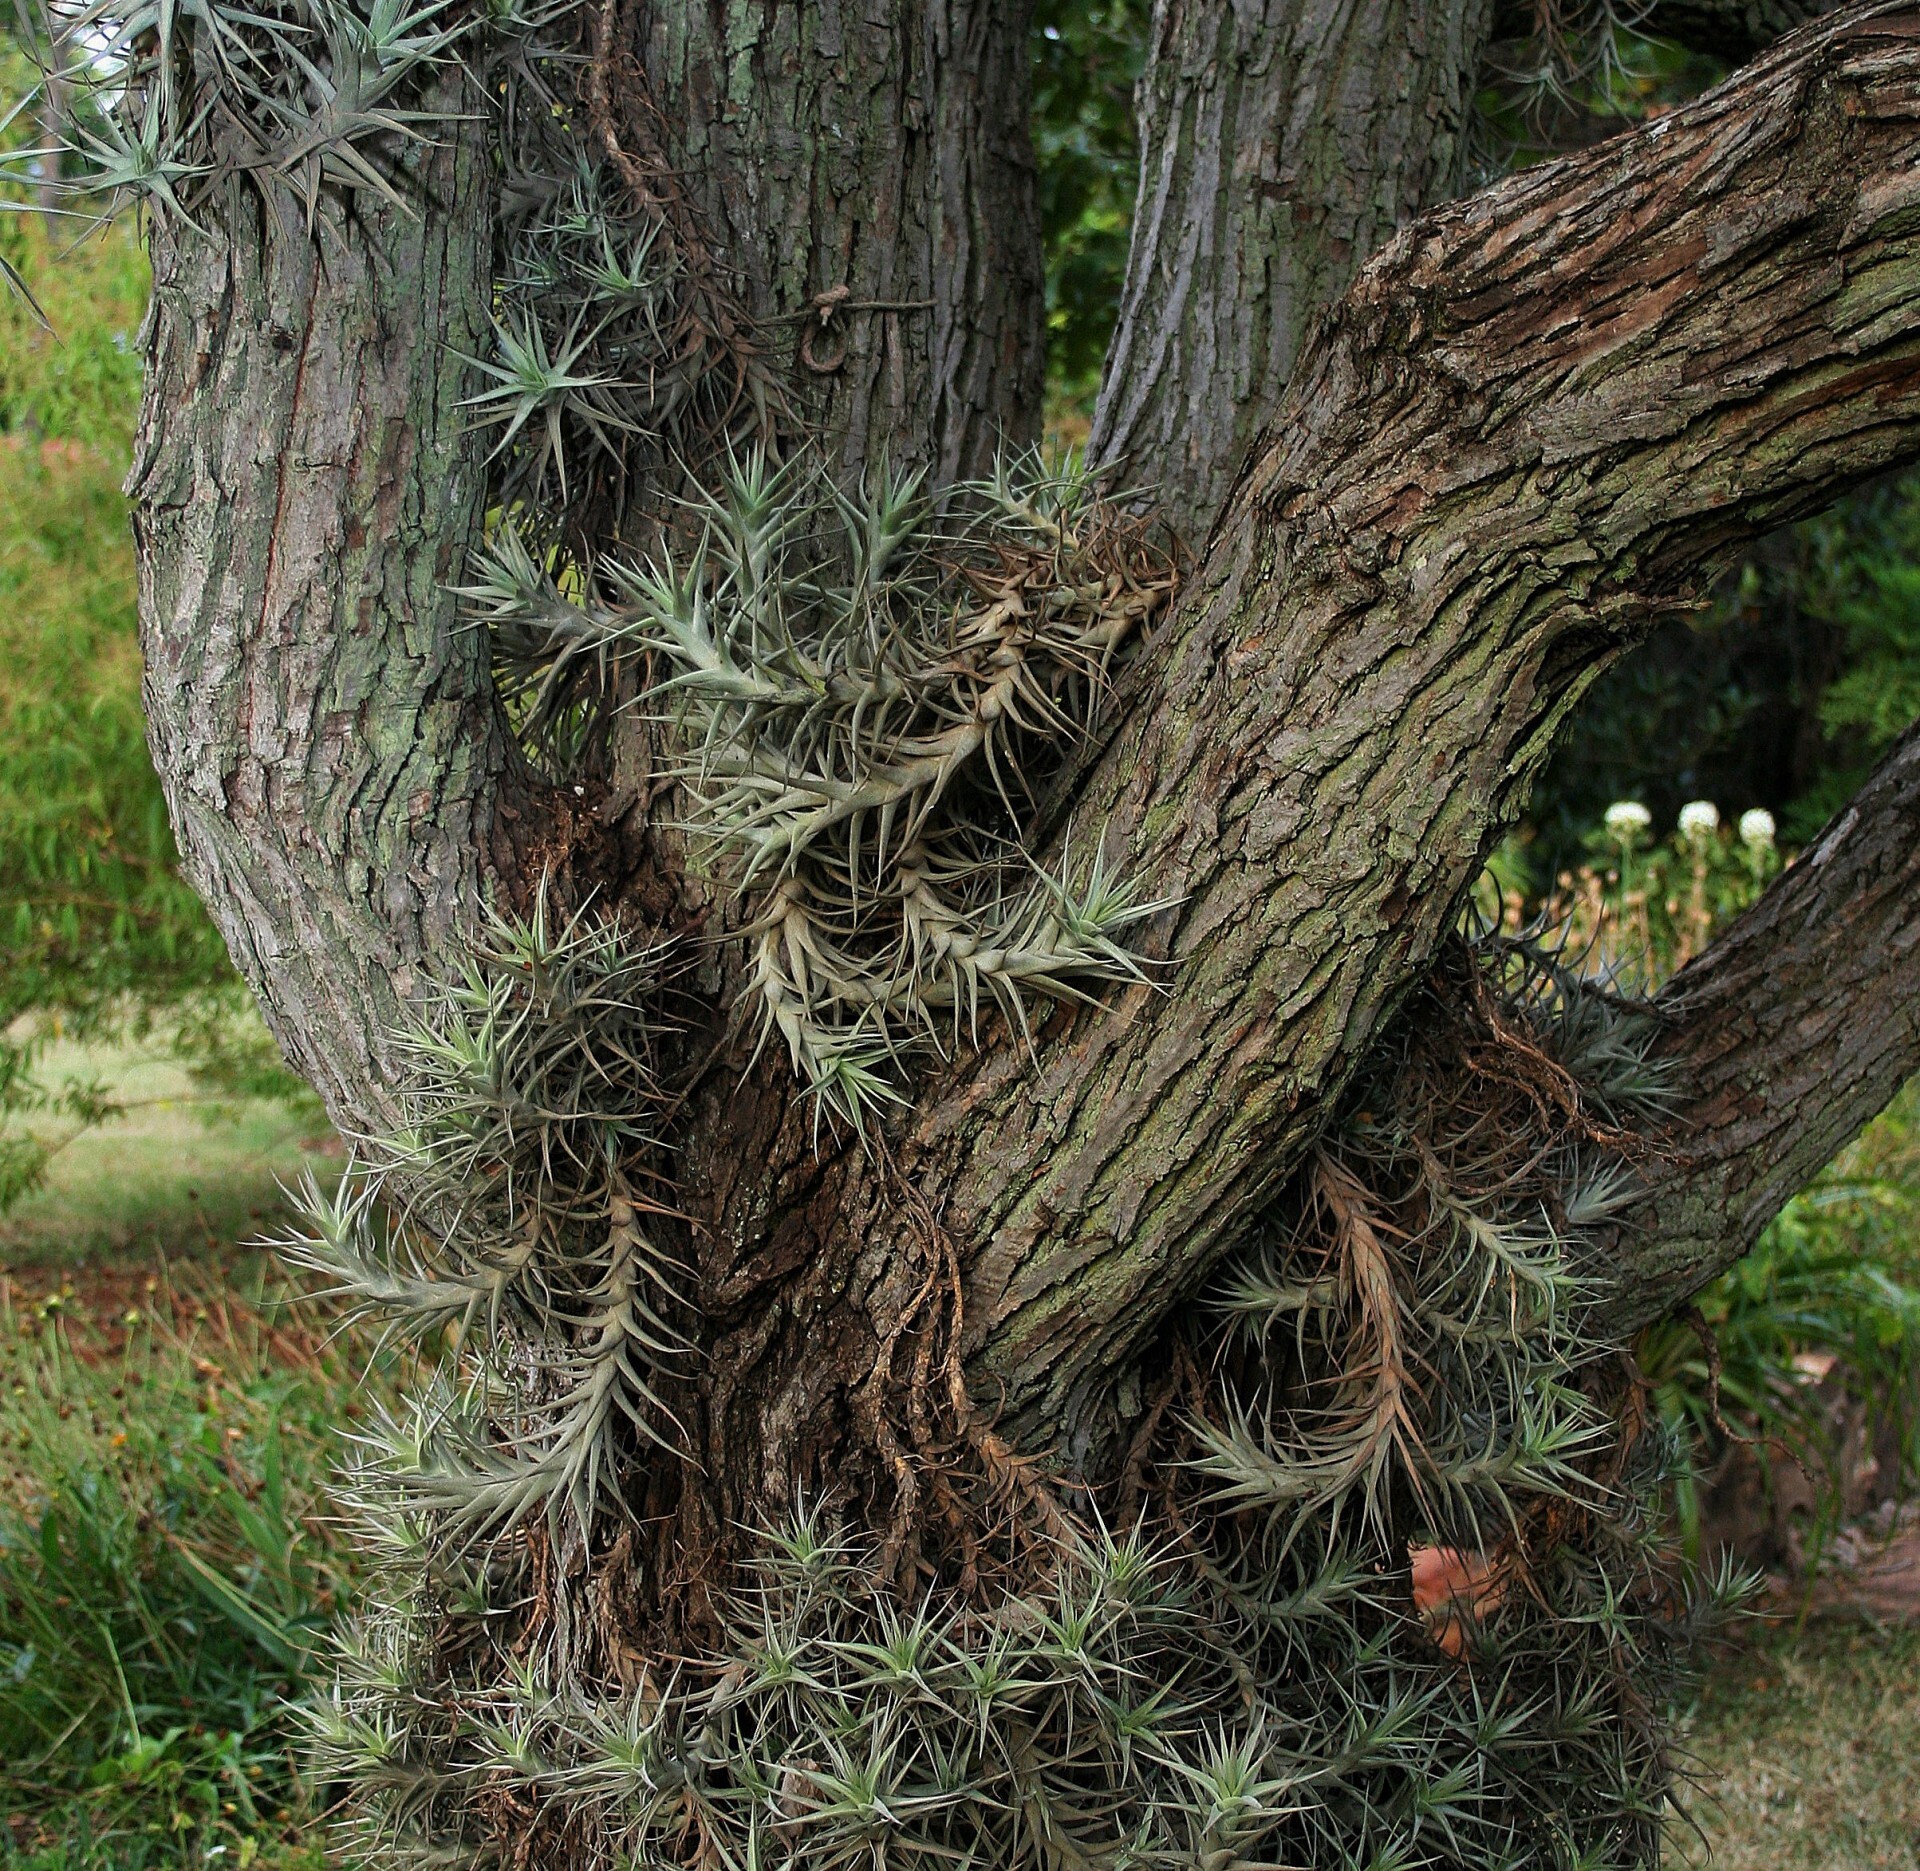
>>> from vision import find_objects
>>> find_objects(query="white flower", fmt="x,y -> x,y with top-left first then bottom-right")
1738,808 -> 1776,848
1678,800 -> 1720,841
1603,801 -> 1652,838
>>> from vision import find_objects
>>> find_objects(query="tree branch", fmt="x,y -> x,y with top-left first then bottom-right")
1606,719 -> 1920,1329
924,0 -> 1920,1437
1090,0 -> 1494,540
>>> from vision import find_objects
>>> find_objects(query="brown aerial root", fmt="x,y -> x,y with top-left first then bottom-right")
582,0 -> 788,455
851,1138 -> 1080,1601
1459,943 -> 1673,1162
1308,1152 -> 1430,1512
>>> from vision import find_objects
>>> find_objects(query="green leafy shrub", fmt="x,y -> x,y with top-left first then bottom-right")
1529,470 -> 1920,870
1790,474 -> 1920,836
1524,798 -> 1783,994
1031,0 -> 1144,419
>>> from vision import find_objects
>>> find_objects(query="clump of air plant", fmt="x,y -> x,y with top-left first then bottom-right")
45,0 -> 525,223
476,446 -> 1181,1128
298,924 -> 1749,1871
317,1479 -> 1708,1871
1170,928 -> 1750,1868
277,891 -> 687,1540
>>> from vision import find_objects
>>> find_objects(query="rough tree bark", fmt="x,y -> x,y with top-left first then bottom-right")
133,91 -> 501,1128
134,0 -> 1920,1539
630,0 -> 1045,484
1089,0 -> 1496,537
914,0 -> 1920,1440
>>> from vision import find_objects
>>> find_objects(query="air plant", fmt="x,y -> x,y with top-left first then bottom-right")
42,0 -> 492,224
275,891 -> 687,1540
480,445 -> 1181,1128
295,925 -> 1750,1871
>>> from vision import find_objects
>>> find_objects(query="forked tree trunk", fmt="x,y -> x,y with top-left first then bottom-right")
134,0 -> 1920,1611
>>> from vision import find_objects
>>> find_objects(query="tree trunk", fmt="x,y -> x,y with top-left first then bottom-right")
1089,0 -> 1495,536
626,0 -> 1045,481
114,0 -> 1920,1858
134,5 -> 1045,1127
133,90 -> 504,1129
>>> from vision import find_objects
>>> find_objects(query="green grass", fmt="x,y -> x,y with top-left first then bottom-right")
1677,1619 -> 1920,1869
0,1265 -> 379,1871
0,206 -> 245,1215
0,1034 -> 332,1267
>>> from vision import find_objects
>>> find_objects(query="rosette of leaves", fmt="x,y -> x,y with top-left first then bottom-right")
465,148 -> 746,566
276,892 -> 687,1540
478,446 -> 1181,1129
300,926 -> 1746,1871
39,0 -> 514,224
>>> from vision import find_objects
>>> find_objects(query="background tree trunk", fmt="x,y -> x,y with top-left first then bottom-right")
1089,0 -> 1495,535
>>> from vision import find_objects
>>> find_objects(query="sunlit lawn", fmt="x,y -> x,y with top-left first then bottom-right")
0,1034 -> 332,1266
1677,1617 -> 1920,1869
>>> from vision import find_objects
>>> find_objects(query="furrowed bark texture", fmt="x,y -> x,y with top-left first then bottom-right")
133,5 -> 1046,1134
132,99 -> 503,1129
1088,0 -> 1495,538
1606,717 -> 1920,1324
633,0 -> 1045,483
905,2 -> 1920,1440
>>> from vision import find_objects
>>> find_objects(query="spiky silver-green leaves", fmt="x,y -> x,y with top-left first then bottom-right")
467,156 -> 690,523
309,1479 -> 1742,1871
46,0 -> 498,223
277,893 -> 686,1540
1196,933 -> 1669,1554
299,928 -> 1749,1871
482,446 -> 1181,1130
